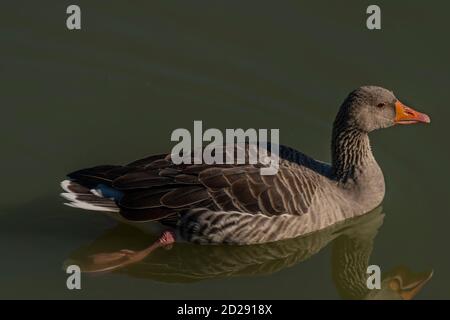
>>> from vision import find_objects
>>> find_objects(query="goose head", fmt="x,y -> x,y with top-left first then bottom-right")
337,86 -> 431,132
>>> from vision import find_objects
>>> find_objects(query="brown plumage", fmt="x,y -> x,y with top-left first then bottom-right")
65,148 -> 320,220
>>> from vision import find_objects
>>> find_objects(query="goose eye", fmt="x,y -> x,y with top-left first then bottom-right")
377,103 -> 385,108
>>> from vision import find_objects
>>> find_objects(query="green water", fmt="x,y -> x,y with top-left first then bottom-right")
0,1 -> 448,299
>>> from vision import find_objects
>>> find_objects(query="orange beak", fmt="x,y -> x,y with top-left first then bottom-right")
388,269 -> 434,300
395,100 -> 431,124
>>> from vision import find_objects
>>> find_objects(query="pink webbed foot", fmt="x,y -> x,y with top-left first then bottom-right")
158,230 -> 176,250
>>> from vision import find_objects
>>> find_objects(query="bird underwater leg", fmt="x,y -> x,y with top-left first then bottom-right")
82,230 -> 176,274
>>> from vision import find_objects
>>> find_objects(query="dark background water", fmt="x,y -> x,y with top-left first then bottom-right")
0,0 -> 448,299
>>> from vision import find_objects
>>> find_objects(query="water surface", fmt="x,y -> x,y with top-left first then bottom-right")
0,1 -> 449,299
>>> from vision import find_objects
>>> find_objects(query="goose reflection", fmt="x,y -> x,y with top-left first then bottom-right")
66,206 -> 432,299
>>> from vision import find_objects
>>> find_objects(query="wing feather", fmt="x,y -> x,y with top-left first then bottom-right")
70,144 -> 326,222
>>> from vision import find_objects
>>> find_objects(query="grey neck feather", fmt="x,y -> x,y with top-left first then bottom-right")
331,107 -> 374,183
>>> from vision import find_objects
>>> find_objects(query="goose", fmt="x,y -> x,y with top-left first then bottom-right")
61,86 -> 430,249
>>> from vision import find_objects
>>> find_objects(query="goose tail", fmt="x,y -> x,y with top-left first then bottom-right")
60,180 -> 120,213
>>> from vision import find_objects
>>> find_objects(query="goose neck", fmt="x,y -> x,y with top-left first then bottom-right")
331,124 -> 374,182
